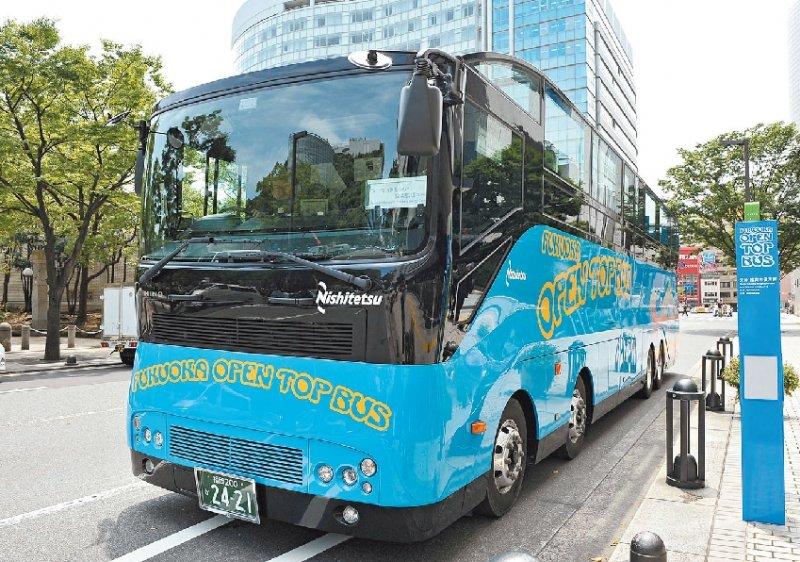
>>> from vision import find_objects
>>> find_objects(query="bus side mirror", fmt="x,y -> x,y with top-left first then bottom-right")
397,72 -> 443,156
133,149 -> 144,196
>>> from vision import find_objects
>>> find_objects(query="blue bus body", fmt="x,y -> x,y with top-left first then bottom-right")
128,50 -> 678,541
129,225 -> 677,538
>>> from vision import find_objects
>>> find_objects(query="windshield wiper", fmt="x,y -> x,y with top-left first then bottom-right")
142,240 -> 373,292
209,249 -> 371,291
261,250 -> 373,291
139,237 -> 214,286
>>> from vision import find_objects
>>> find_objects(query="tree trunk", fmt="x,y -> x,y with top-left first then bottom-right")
76,265 -> 90,327
1,271 -> 9,307
44,282 -> 63,361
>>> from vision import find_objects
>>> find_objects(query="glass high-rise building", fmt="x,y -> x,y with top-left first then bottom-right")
232,0 -> 637,164
790,1 -> 800,124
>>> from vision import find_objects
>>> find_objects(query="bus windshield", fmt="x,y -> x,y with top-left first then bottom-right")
142,70 -> 430,261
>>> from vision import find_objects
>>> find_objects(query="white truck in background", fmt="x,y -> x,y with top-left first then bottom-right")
101,285 -> 138,366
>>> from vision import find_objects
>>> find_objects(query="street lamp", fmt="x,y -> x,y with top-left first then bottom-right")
720,137 -> 751,203
21,266 -> 34,314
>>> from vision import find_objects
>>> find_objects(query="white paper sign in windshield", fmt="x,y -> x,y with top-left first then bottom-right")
365,177 -> 427,210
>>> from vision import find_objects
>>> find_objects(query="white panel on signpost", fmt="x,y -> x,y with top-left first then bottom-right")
743,355 -> 779,400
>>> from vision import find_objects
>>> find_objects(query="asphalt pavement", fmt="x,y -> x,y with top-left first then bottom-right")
0,314 -> 736,562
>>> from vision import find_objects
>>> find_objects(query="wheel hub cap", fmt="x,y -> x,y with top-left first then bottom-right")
568,388 -> 586,444
493,419 -> 524,494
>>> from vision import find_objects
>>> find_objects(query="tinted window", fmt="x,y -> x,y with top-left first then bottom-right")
453,241 -> 509,325
143,71 -> 429,261
545,86 -> 589,190
543,178 -> 592,239
593,137 -> 621,213
473,61 -> 542,122
644,192 -> 658,238
461,103 -> 523,242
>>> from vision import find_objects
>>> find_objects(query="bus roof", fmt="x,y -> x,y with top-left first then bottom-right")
153,51 -> 419,115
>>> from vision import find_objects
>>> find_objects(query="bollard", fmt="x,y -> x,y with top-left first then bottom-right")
0,322 -> 11,352
488,553 -> 539,562
701,350 -> 725,412
630,531 -> 667,562
716,336 -> 734,379
21,325 -> 30,350
666,378 -> 705,489
65,355 -> 77,366
67,325 -> 76,349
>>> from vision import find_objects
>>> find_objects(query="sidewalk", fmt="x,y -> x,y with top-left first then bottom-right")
2,336 -> 121,375
610,316 -> 800,561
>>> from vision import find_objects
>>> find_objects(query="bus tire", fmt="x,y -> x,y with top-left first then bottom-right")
654,344 -> 666,390
120,348 -> 135,367
475,398 -> 528,518
638,348 -> 655,399
558,377 -> 588,460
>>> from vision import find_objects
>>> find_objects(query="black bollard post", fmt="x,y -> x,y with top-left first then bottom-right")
716,336 -> 734,380
701,350 -> 725,412
666,378 -> 705,489
630,531 -> 667,562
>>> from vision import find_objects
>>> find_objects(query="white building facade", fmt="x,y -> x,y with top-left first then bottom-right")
232,0 -> 638,165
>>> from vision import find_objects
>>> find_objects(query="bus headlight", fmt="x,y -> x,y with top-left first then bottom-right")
359,458 -> 377,477
154,431 -> 163,448
317,464 -> 334,484
132,415 -> 141,431
361,482 -> 373,495
342,467 -> 358,486
341,505 -> 359,525
143,428 -> 152,443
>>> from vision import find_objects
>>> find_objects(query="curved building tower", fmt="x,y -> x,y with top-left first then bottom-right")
791,1 -> 800,124
232,0 -> 637,165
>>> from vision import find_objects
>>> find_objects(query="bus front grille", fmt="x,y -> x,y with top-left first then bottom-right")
169,426 -> 304,486
150,313 -> 355,360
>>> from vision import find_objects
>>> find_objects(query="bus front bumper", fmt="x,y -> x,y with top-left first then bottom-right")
131,450 -> 485,542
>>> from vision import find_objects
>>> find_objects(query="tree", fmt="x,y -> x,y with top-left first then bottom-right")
660,122 -> 800,274
0,19 -> 169,359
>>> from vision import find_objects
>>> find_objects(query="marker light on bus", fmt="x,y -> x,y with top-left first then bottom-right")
154,431 -> 163,448
359,458 -> 377,477
342,467 -> 358,486
470,420 -> 487,434
317,464 -> 334,484
132,415 -> 141,431
361,482 -> 373,495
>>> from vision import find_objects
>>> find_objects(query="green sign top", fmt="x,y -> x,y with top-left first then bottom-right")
744,201 -> 760,221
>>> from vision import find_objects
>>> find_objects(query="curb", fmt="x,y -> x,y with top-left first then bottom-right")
1,359 -> 125,378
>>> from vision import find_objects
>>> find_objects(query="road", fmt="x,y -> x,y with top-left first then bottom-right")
0,314 -> 736,562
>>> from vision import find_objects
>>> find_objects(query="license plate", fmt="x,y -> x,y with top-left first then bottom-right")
194,468 -> 260,523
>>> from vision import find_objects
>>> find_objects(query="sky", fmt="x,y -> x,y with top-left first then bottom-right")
0,0 -> 795,190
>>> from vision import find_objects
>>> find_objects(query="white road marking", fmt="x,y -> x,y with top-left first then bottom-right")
265,534 -> 351,562
110,514 -> 231,562
0,407 -> 125,428
0,482 -> 144,528
0,386 -> 47,395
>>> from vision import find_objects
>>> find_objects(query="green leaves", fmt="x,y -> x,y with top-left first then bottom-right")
659,122 -> 800,273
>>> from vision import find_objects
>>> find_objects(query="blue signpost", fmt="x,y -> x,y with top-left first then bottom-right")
735,220 -> 785,524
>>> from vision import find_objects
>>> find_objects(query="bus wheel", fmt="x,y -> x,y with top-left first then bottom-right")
559,377 -> 588,460
475,398 -> 528,518
638,348 -> 655,399
654,345 -> 666,390
120,348 -> 135,367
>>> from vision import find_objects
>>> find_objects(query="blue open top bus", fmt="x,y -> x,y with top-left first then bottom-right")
128,49 -> 679,541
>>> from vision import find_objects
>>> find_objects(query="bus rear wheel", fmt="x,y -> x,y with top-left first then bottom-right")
558,377 -> 588,460
475,398 -> 528,518
638,348 -> 655,399
654,345 -> 666,390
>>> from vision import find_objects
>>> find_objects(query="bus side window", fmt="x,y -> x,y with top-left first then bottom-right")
460,102 -> 523,249
452,240 -> 511,326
